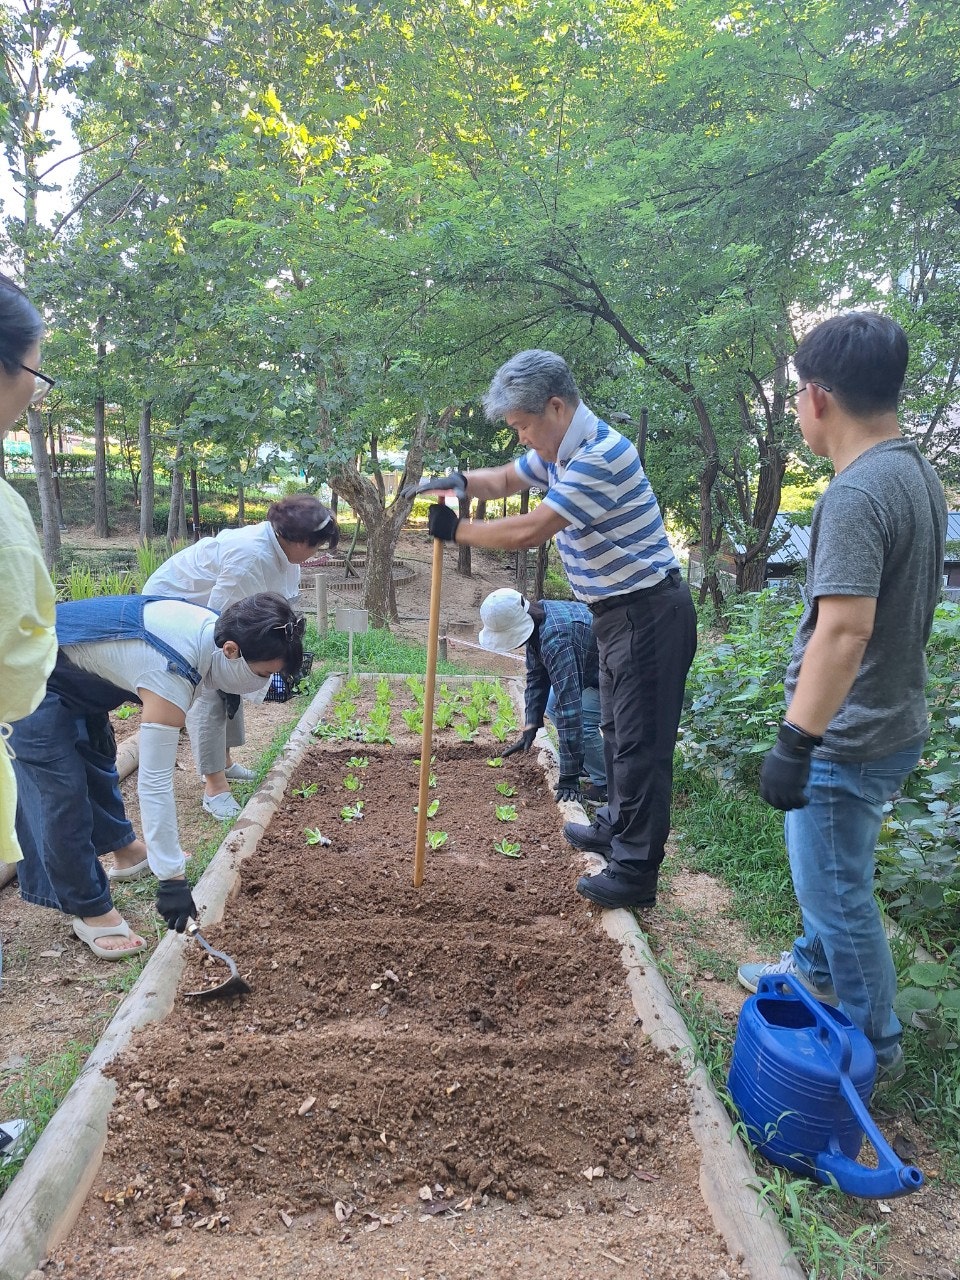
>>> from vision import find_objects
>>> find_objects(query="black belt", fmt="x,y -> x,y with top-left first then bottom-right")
588,569 -> 681,616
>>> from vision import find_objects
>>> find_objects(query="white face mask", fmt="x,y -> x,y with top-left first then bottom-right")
205,648 -> 270,696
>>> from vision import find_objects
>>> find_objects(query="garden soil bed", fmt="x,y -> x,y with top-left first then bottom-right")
45,723 -> 748,1280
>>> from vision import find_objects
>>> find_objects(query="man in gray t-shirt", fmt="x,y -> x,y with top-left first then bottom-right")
737,312 -> 948,1085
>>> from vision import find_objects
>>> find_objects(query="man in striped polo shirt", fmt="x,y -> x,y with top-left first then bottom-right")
413,349 -> 697,909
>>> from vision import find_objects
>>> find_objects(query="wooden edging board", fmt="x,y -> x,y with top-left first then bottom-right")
0,675 -> 343,1280
0,671 -> 801,1280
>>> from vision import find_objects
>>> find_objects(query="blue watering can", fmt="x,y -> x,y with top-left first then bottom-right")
728,973 -> 924,1198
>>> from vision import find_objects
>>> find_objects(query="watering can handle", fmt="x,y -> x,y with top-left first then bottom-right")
757,972 -> 853,1073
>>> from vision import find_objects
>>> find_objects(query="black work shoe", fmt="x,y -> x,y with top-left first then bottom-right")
563,821 -> 612,854
576,868 -> 658,909
580,782 -> 608,804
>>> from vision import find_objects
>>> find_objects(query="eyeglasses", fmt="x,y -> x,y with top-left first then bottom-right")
788,381 -> 832,401
275,614 -> 306,641
20,362 -> 56,405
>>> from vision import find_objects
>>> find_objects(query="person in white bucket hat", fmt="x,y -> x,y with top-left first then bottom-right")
478,589 -> 608,804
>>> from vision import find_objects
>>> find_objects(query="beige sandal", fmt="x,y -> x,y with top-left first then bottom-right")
71,918 -> 148,961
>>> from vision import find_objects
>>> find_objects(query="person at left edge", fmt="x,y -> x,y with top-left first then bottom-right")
0,273 -> 58,988
10,592 -> 304,953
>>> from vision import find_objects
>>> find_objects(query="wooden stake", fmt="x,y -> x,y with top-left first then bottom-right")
414,531 -> 444,886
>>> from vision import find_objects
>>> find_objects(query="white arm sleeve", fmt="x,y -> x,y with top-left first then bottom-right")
138,722 -> 188,881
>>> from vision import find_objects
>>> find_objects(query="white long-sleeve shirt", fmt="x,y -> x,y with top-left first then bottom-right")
143,521 -> 301,611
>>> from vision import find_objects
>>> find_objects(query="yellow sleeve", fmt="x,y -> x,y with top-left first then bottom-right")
0,537 -> 57,724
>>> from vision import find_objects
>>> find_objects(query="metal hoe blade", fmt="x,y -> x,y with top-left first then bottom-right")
184,922 -> 252,1001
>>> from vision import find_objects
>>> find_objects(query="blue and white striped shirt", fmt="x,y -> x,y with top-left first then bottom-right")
515,403 -> 678,603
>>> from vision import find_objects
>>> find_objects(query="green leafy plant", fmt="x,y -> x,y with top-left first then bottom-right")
304,827 -> 330,845
347,756 -> 369,769
486,758 -> 504,768
401,707 -> 424,733
428,772 -> 438,789
342,773 -> 363,792
495,782 -> 517,797
893,957 -> 960,1048
426,830 -> 449,849
114,704 -> 139,721
292,782 -> 319,798
454,723 -> 475,742
490,718 -> 513,742
434,702 -> 456,729
340,802 -> 364,822
495,804 -> 518,822
494,838 -> 522,858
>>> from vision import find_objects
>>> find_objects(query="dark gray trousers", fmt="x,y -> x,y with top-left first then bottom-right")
592,578 -> 697,878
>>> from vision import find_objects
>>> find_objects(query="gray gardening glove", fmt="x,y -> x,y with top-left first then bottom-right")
400,471 -> 467,499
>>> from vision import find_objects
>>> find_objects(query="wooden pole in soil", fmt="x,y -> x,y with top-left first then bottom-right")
414,532 -> 444,887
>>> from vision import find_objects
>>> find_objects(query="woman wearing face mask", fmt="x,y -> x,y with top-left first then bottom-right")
0,275 -> 58,987
9,592 -> 303,957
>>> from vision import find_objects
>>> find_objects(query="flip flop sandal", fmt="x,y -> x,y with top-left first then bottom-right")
106,857 -> 152,882
71,918 -> 148,961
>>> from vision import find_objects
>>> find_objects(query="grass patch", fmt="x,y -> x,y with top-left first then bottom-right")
673,765 -> 798,943
0,1039 -> 95,1196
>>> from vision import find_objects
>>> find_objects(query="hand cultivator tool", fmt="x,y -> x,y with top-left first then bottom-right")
183,921 -> 251,1000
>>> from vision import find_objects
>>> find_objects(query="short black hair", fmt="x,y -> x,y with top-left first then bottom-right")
267,494 -> 340,551
215,592 -> 304,677
794,312 -> 908,417
0,273 -> 44,375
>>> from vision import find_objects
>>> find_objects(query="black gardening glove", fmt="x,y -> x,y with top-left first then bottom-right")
427,504 -> 460,542
759,721 -> 823,811
554,774 -> 583,802
218,691 -> 242,720
502,727 -> 538,758
400,471 -> 467,499
156,879 -> 198,933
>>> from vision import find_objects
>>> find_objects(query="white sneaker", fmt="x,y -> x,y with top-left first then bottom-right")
202,791 -> 242,820
224,763 -> 256,782
737,951 -> 840,1006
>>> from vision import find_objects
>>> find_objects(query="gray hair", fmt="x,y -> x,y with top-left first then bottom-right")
482,349 -> 580,422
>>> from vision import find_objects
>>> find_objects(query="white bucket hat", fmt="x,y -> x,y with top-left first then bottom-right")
478,589 -> 535,652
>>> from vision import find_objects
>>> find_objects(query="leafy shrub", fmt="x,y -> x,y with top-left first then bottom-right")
679,589 -> 802,786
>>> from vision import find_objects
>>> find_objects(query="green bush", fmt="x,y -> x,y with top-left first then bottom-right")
679,589 -> 802,787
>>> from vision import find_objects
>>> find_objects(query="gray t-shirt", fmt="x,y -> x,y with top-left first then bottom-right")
784,438 -> 947,760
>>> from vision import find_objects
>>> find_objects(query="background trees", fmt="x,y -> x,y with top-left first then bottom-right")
1,0 -> 957,618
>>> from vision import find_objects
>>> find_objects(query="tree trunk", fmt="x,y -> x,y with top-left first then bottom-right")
190,468 -> 201,542
138,399 -> 155,544
456,493 -> 472,576
27,405 -> 61,568
534,540 -> 549,601
237,480 -> 245,524
515,490 -> 530,592
327,408 -> 445,627
167,445 -> 187,544
93,317 -> 109,538
48,420 -> 65,530
693,399 -> 725,614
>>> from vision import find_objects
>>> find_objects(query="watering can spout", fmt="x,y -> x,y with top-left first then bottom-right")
814,1147 -> 925,1200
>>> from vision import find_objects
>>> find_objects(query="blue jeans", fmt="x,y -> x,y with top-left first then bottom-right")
545,686 -> 606,787
11,692 -> 136,916
786,741 -> 924,1067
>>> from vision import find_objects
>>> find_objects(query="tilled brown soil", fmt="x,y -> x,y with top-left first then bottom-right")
47,735 -> 747,1280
